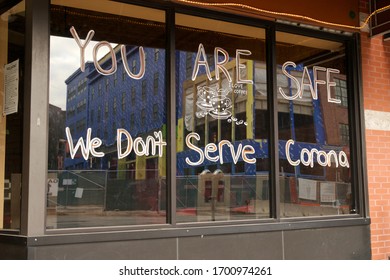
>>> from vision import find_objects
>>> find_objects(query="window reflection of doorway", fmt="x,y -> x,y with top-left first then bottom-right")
0,0 -> 25,230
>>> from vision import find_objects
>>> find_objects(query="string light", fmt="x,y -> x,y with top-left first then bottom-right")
175,0 -> 390,31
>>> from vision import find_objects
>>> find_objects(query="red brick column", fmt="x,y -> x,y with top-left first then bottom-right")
360,0 -> 390,260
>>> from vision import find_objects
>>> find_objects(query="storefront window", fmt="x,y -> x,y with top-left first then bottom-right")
276,32 -> 353,217
0,1 -> 25,231
47,0 -> 166,228
45,1 -> 361,231
175,14 -> 269,223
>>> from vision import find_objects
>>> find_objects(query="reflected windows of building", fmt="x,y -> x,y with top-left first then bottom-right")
339,123 -> 350,145
44,0 -> 362,231
175,14 -> 269,223
113,97 -> 117,115
131,87 -> 136,106
121,92 -> 126,111
48,0 -> 167,228
153,104 -> 158,121
142,80 -> 147,101
276,31 -> 352,217
154,73 -> 159,95
335,78 -> 348,107
114,72 -> 117,87
154,48 -> 159,62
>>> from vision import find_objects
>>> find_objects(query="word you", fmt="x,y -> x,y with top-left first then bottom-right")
185,132 -> 256,166
66,127 -> 166,160
285,139 -> 350,168
70,27 -> 145,78
279,61 -> 342,104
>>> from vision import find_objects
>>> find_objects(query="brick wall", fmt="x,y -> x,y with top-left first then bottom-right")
360,0 -> 390,260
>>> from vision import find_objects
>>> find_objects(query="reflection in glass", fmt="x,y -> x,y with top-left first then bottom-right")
47,1 -> 166,229
175,15 -> 269,223
0,1 -> 25,231
276,32 -> 353,217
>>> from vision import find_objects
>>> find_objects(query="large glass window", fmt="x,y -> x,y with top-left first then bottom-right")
48,0 -> 166,229
175,14 -> 269,223
45,1 -> 361,231
0,1 -> 25,231
276,32 -> 353,217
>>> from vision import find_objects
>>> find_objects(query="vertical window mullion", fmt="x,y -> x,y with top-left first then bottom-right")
266,25 -> 280,220
166,8 -> 176,225
347,35 -> 367,217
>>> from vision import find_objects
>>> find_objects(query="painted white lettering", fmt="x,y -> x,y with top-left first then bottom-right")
117,129 -> 166,159
191,45 -> 253,85
242,145 -> 256,164
154,131 -> 167,157
285,139 -> 350,168
185,132 -> 205,166
185,133 -> 257,166
301,66 -> 317,100
339,151 -> 350,168
278,61 -> 301,100
279,61 -> 343,104
300,148 -> 312,167
236,49 -> 253,84
121,45 -> 145,80
192,43 -> 212,81
231,143 -> 242,164
145,135 -> 156,156
117,129 -> 133,159
90,138 -> 104,158
313,66 -> 326,98
327,150 -> 339,167
204,143 -> 219,162
316,149 -> 328,167
66,127 -> 104,160
93,41 -> 117,75
134,137 -> 147,156
214,47 -> 232,82
217,140 -> 229,165
286,139 -> 300,166
70,26 -> 95,72
70,27 -> 146,79
326,68 -> 342,104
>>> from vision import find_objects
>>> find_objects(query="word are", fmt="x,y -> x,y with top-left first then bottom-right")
65,127 -> 166,160
70,27 -> 145,78
279,61 -> 341,104
192,43 -> 253,85
285,139 -> 350,168
185,132 -> 256,166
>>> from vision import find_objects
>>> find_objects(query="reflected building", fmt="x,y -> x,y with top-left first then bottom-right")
48,104 -> 66,170
64,46 -> 166,179
64,45 -> 351,217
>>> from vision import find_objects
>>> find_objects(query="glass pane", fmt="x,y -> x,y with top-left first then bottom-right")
48,0 -> 166,229
175,14 -> 269,223
0,1 -> 25,231
276,32 -> 353,217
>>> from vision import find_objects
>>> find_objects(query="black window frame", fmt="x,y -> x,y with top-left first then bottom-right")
42,0 -> 368,237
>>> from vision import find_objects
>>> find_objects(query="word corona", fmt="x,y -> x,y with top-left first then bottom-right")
285,139 -> 350,168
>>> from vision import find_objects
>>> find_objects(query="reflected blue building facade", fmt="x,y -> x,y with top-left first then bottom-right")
64,47 -> 166,170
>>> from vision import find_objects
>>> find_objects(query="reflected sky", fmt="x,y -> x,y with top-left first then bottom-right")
50,36 -> 114,110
